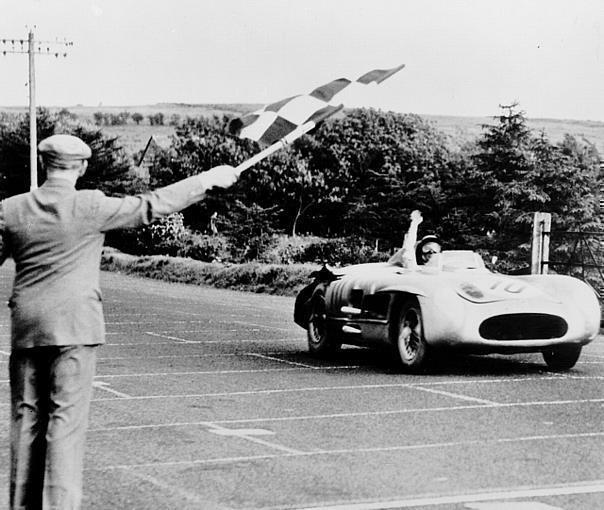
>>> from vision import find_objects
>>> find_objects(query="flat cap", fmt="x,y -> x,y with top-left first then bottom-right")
38,134 -> 92,161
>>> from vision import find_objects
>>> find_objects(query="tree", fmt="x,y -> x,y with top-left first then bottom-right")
442,103 -> 602,270
148,113 -> 165,126
235,143 -> 332,236
306,109 -> 453,245
0,108 -> 57,197
0,108 -> 141,199
149,115 -> 256,232
132,112 -> 144,125
92,111 -> 105,126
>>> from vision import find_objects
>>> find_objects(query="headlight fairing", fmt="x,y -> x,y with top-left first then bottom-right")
456,277 -> 547,304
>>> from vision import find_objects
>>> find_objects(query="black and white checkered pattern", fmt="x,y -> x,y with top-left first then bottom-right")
229,64 -> 405,146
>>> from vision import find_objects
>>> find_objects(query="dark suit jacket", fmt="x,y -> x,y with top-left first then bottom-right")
0,175 -> 209,349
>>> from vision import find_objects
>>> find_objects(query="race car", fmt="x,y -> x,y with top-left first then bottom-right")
294,250 -> 601,372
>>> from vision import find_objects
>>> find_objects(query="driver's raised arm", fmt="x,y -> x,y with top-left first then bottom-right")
388,210 -> 422,268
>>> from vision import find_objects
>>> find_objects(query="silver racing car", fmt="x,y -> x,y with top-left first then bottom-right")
294,250 -> 601,372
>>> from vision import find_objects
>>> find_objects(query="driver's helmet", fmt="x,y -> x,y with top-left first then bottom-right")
416,235 -> 442,265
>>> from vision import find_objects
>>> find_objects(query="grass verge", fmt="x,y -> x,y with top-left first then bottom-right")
101,249 -> 318,296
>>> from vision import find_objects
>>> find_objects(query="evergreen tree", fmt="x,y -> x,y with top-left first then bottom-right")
0,108 -> 141,199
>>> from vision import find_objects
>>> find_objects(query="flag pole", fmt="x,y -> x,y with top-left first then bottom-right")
234,121 -> 316,175
234,103 -> 345,175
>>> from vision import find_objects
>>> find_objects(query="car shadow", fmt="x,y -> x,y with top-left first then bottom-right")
290,347 -> 559,377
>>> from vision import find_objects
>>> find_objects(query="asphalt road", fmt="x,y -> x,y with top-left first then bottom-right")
0,262 -> 602,510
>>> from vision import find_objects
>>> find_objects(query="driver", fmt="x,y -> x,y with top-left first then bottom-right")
388,210 -> 442,268
416,234 -> 442,266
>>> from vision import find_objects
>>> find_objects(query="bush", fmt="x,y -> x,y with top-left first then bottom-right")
179,233 -> 231,262
260,235 -> 324,264
101,250 -> 318,296
292,236 -> 388,266
107,215 -> 231,262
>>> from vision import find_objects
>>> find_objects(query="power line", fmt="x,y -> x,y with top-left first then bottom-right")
1,27 -> 73,190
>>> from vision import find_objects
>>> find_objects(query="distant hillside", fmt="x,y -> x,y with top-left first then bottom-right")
2,104 -> 603,156
421,113 -> 604,155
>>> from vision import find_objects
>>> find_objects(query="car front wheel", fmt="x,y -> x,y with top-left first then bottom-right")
393,298 -> 429,372
307,290 -> 340,356
542,345 -> 582,371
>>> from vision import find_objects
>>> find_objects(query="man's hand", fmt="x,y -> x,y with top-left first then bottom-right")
198,165 -> 240,190
410,209 -> 423,225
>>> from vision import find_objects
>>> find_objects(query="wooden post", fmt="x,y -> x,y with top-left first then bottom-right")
531,212 -> 551,274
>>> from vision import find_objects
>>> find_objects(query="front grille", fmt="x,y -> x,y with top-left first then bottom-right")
479,314 -> 568,340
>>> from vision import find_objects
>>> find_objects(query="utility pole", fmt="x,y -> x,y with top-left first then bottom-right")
1,27 -> 73,190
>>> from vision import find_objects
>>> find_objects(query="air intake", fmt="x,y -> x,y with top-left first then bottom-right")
479,314 -> 568,340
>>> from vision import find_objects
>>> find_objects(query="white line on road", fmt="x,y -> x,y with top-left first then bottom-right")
87,399 -> 604,431
104,340 -> 187,345
85,376 -> 603,403
144,331 -> 195,343
121,468 -> 208,505
410,385 -> 499,405
0,365 -> 361,385
91,433 -> 604,470
103,337 -> 301,345
90,365 -> 361,379
208,398 -> 604,426
188,338 -> 301,344
293,480 -> 604,509
98,353 -> 241,361
205,422 -> 303,454
143,332 -> 300,344
92,381 -> 132,399
245,352 -> 319,368
0,372 -> 597,388
231,319 -> 294,331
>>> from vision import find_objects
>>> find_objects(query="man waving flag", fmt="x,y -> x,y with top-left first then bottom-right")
229,64 -> 405,146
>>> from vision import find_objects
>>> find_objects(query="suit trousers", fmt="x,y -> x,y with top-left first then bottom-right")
9,345 -> 98,510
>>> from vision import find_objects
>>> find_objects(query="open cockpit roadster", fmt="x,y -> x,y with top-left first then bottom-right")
294,250 -> 600,372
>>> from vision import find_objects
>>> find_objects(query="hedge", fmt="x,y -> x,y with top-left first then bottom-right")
100,249 -> 319,296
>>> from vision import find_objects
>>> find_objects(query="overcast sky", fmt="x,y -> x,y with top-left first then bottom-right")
1,0 -> 602,121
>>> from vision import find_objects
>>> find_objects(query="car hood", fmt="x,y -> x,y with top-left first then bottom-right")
450,273 -> 558,304
336,263 -> 560,304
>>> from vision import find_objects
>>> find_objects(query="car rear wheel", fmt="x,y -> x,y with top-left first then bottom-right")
542,345 -> 582,371
307,290 -> 341,356
393,298 -> 429,372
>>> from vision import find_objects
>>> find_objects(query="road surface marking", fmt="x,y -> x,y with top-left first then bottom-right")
103,338 -> 302,345
88,404 -> 604,431
121,468 -> 208,504
97,353 -> 240,361
293,480 -> 604,509
92,381 -> 132,398
209,428 -> 275,436
205,423 -> 303,454
145,331 -> 195,343
466,502 -> 561,509
207,398 -> 604,426
231,319 -> 294,331
410,385 -> 499,405
246,352 -> 318,368
92,430 -> 604,467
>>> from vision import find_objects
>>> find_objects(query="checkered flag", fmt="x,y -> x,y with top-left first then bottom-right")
229,64 -> 405,146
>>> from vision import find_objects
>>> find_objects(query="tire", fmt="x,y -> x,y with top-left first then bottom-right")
307,290 -> 341,356
542,345 -> 582,371
392,298 -> 429,372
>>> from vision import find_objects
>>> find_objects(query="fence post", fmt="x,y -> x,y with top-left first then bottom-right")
531,212 -> 551,274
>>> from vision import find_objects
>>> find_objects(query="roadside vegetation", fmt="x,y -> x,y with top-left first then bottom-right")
0,104 -> 601,294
